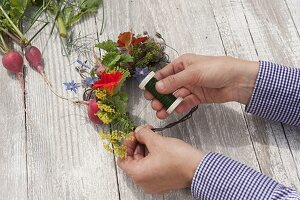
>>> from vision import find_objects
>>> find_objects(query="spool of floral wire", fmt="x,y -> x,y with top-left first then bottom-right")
139,71 -> 183,114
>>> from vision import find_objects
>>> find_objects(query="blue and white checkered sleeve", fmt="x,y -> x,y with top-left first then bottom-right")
191,152 -> 300,200
245,61 -> 300,126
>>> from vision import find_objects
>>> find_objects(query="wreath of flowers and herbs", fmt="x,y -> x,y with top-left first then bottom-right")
63,32 -> 169,157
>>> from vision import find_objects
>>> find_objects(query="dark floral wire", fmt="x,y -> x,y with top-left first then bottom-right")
151,106 -> 199,132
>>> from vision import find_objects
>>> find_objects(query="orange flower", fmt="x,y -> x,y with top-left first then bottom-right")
92,72 -> 123,95
117,32 -> 133,48
117,32 -> 148,47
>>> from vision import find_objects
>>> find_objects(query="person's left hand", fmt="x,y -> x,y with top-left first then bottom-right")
117,125 -> 204,194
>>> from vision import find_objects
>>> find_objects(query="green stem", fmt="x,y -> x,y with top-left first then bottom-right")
0,28 -> 24,47
0,33 -> 8,52
0,6 -> 26,42
26,22 -> 49,46
99,1 -> 105,36
57,16 -> 67,38
24,0 -> 52,34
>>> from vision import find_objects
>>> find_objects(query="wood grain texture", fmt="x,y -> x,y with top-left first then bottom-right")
0,46 -> 27,200
97,0 -> 260,199
97,1 -> 164,199
24,14 -> 119,200
209,0 -> 300,189
240,0 -> 300,189
0,0 -> 299,199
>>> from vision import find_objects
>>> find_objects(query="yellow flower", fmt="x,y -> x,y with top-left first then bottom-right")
103,143 -> 113,152
99,131 -> 105,140
97,112 -> 112,124
95,89 -> 107,101
98,130 -> 134,158
100,104 -> 115,113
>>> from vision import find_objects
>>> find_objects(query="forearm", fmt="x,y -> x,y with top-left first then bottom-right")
245,61 -> 300,126
191,152 -> 300,200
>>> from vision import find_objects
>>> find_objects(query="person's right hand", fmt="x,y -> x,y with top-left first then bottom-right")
145,54 -> 259,119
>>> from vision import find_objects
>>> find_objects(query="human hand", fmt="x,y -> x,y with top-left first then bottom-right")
117,125 -> 203,194
145,54 -> 259,119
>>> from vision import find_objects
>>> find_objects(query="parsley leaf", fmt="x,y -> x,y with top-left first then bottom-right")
95,40 -> 118,53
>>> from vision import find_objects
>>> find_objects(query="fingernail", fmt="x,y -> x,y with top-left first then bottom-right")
156,81 -> 164,90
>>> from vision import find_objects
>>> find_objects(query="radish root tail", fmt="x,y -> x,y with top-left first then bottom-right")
40,73 -> 88,105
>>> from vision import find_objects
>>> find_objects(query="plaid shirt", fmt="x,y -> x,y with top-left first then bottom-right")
191,61 -> 300,199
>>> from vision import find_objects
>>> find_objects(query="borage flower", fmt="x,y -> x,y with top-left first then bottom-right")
63,80 -> 80,93
92,72 -> 123,95
133,67 -> 149,83
82,77 -> 98,88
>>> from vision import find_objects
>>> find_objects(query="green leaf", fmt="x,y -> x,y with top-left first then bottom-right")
115,69 -> 130,91
65,0 -> 102,27
119,54 -> 133,63
10,0 -> 27,10
80,0 -> 102,12
110,93 -> 128,114
95,40 -> 118,53
102,52 -> 121,69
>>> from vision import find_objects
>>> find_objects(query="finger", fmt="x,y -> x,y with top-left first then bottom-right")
175,94 -> 201,113
145,147 -> 149,156
134,144 -> 145,160
123,138 -> 137,157
117,155 -> 134,171
144,90 -> 154,100
151,99 -> 164,111
134,125 -> 161,148
155,57 -> 186,80
156,109 -> 169,119
173,87 -> 191,98
156,70 -> 192,94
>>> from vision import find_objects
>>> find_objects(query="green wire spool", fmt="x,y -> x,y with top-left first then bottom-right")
139,71 -> 183,114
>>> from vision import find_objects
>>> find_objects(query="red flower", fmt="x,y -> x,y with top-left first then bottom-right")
132,36 -> 148,45
117,32 -> 148,47
92,72 -> 123,95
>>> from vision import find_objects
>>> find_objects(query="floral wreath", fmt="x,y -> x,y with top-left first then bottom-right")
63,32 -> 198,157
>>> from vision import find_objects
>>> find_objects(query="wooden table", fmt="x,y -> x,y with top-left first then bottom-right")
1,0 -> 300,199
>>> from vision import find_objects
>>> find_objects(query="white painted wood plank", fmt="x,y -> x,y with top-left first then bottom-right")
0,48 -> 27,199
24,13 -> 119,199
209,0 -> 300,189
97,0 -> 260,199
238,0 -> 300,189
97,1 -> 164,199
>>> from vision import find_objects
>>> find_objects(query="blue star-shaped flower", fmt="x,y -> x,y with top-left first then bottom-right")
133,67 -> 150,83
82,77 -> 98,88
63,80 -> 80,93
76,59 -> 90,69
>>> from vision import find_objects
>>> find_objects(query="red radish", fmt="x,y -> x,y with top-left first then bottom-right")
24,45 -> 86,105
25,45 -> 44,74
2,50 -> 23,73
88,99 -> 103,124
25,45 -> 54,88
2,50 -> 25,92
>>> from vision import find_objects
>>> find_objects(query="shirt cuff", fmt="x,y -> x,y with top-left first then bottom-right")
245,61 -> 300,126
191,152 -> 278,200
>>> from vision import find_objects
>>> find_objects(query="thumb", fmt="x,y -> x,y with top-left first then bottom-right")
156,70 -> 191,94
134,125 -> 161,148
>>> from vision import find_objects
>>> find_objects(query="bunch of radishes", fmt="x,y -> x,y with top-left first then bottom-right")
2,45 -> 45,91
0,3 -> 49,93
